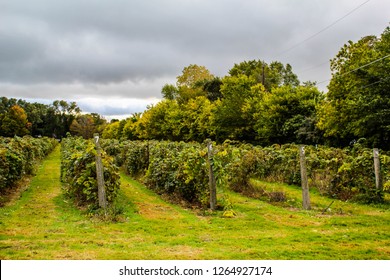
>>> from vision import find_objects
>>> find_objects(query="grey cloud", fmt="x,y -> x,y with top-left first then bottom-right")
0,0 -> 389,116
0,0 -> 335,85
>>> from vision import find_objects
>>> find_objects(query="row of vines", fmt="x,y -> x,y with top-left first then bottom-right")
58,136 -> 389,211
0,136 -> 58,191
225,142 -> 390,204
100,139 -> 390,207
102,140 -> 217,207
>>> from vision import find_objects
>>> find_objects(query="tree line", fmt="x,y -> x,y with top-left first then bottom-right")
103,63 -> 323,145
0,98 -> 106,139
104,25 -> 390,150
1,25 -> 389,149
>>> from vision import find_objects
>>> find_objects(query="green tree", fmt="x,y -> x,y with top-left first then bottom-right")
255,85 -> 323,145
177,64 -> 214,88
201,77 -> 223,101
212,75 -> 264,141
44,100 -> 81,138
70,115 -> 96,139
176,64 -> 214,104
102,121 -> 121,139
132,96 -> 214,142
122,113 -> 141,140
229,60 -> 299,91
317,25 -> 390,148
161,65 -> 214,104
176,96 -> 214,142
161,84 -> 179,100
134,100 -> 179,140
20,102 -> 49,136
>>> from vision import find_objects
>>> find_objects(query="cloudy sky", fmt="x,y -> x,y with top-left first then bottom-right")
1,0 -> 389,119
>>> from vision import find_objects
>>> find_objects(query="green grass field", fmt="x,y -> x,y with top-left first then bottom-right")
0,145 -> 389,259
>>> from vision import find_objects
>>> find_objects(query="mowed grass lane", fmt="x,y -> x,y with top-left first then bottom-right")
0,145 -> 389,259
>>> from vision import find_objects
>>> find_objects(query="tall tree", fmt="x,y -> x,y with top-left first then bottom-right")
47,100 -> 81,138
161,65 -> 214,104
70,115 -> 96,139
176,64 -> 214,104
202,77 -> 223,101
161,84 -> 179,100
229,60 -> 299,91
176,64 -> 214,88
134,100 -> 179,140
317,25 -> 390,148
17,101 -> 48,136
212,75 -> 264,141
102,121 -> 121,139
121,113 -> 141,140
255,85 -> 323,145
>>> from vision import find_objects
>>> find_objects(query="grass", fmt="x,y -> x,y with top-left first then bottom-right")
0,145 -> 389,259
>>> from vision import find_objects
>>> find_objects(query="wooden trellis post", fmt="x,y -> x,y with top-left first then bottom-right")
94,133 -> 107,211
299,145 -> 311,210
373,148 -> 383,191
206,139 -> 217,211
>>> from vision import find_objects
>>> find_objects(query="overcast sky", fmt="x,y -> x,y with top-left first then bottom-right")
1,0 -> 389,119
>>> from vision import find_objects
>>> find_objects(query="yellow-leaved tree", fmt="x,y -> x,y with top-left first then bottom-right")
0,105 -> 30,136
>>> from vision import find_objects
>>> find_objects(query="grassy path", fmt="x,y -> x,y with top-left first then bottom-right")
1,146 -> 390,259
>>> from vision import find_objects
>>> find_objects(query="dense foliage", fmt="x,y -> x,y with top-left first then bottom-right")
3,25 -> 388,150
103,60 -> 322,145
0,97 -> 107,139
0,136 -> 58,190
145,141 -> 210,206
101,24 -> 390,150
227,142 -> 389,203
103,140 -> 212,207
60,137 -> 120,208
101,139 -> 388,207
317,26 -> 390,149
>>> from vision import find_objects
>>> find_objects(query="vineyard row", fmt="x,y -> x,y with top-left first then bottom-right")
103,139 -> 389,206
0,136 -> 58,191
